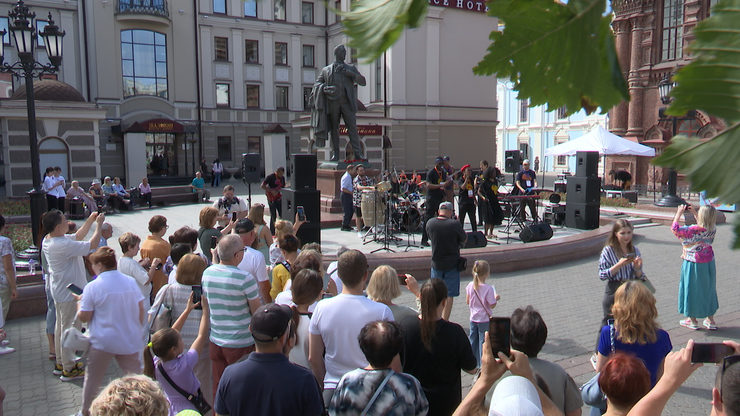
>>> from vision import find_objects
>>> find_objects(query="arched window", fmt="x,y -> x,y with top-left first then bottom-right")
121,29 -> 168,98
39,137 -> 69,179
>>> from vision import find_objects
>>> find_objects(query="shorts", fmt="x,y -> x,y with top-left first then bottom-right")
431,267 -> 460,297
354,206 -> 363,218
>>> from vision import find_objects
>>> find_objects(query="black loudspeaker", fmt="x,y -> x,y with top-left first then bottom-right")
241,153 -> 261,183
519,222 -> 553,243
282,188 -> 321,244
504,150 -> 522,173
291,154 -> 317,189
566,176 -> 601,204
575,151 -> 599,178
565,202 -> 600,230
464,231 -> 488,248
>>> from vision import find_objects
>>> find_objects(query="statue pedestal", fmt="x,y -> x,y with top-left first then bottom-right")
317,166 -> 380,213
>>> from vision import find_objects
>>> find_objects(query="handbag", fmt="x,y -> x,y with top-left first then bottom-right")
62,321 -> 90,352
149,286 -> 172,335
581,321 -> 616,410
157,363 -> 212,415
456,256 -> 468,272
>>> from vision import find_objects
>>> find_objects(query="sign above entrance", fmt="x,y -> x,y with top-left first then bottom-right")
340,125 -> 383,136
126,118 -> 185,134
428,0 -> 489,13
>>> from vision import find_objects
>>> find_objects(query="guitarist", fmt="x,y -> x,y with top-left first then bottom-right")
261,167 -> 286,234
514,159 -> 539,222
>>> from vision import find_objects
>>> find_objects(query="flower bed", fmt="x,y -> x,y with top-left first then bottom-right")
0,199 -> 31,216
4,224 -> 33,253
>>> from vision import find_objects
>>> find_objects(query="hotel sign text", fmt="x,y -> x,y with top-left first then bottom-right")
428,0 -> 489,13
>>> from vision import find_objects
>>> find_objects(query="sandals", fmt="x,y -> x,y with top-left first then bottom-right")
679,319 -> 700,330
703,319 -> 718,330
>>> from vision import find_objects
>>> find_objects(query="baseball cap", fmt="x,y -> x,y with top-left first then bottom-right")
92,178 -> 101,185
439,201 -> 454,211
250,303 -> 293,342
435,156 -> 444,164
489,376 -> 544,416
234,218 -> 255,234
443,155 -> 450,161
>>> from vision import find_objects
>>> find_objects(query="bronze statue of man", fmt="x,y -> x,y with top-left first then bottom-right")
311,44 -> 366,162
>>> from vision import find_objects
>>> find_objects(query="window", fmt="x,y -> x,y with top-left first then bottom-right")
0,17 -> 9,45
248,136 -> 261,153
334,0 -> 342,23
302,2 -> 314,24
36,20 -> 48,48
519,99 -> 529,123
375,57 -> 382,101
247,84 -> 260,108
245,40 -> 259,63
0,72 -> 13,99
303,87 -> 312,110
121,30 -> 168,98
274,0 -> 286,20
275,42 -> 288,65
217,136 -> 232,162
213,0 -> 226,14
244,0 -> 257,17
661,0 -> 684,61
275,85 -> 289,109
214,37 -> 229,61
350,47 -> 358,64
557,155 -> 567,166
302,45 -> 315,67
216,83 -> 230,107
557,107 -> 567,119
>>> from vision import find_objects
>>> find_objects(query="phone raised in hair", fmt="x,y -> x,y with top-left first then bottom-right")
297,205 -> 306,222
489,317 -> 511,358
397,274 -> 408,286
691,343 -> 734,363
191,285 -> 203,310
211,235 -> 218,249
67,283 -> 83,296
232,212 -> 237,222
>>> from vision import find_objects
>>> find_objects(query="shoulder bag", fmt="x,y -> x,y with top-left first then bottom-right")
471,287 -> 493,319
149,286 -> 172,335
361,370 -> 394,414
157,363 -> 212,415
580,321 -> 615,410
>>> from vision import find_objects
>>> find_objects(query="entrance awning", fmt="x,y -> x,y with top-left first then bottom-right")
126,118 -> 185,133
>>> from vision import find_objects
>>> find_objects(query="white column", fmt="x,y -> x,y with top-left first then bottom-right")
124,133 -> 147,186
263,31 -> 275,109
290,34 -> 302,111
200,26 -> 215,108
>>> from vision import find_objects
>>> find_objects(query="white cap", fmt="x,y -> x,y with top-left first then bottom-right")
489,376 -> 544,416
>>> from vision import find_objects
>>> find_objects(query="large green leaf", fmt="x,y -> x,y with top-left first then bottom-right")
654,0 -> 740,248
342,0 -> 428,62
473,0 -> 628,115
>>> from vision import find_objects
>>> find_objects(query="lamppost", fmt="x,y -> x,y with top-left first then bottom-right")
0,1 -> 65,251
655,75 -> 694,207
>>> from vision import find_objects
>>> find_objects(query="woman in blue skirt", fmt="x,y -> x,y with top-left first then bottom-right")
672,204 -> 718,330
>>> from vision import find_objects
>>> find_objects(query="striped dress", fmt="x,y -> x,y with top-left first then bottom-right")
201,264 -> 260,348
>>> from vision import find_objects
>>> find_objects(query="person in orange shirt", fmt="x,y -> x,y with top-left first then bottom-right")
140,215 -> 171,298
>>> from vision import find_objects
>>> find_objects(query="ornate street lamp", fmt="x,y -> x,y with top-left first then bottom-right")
1,1 -> 66,253
655,75 -> 692,207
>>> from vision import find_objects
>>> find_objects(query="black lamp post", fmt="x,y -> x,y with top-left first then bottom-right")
655,75 -> 693,207
0,1 -> 65,251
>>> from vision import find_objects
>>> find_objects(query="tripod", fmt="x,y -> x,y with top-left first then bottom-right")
371,194 -> 397,253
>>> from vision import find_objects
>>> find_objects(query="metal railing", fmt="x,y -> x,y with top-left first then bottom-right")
117,0 -> 169,18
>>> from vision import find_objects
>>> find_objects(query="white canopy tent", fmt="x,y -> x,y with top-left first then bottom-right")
544,125 -> 656,157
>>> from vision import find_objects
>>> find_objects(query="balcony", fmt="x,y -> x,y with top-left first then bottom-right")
116,0 -> 170,22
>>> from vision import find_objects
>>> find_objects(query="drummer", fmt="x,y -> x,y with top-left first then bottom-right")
352,165 -> 375,236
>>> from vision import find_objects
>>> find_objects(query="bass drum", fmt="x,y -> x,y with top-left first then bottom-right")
400,207 -> 422,232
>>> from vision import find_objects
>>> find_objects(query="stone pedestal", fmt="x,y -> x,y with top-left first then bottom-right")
317,166 -> 381,213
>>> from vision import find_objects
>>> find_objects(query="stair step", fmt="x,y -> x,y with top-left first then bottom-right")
633,222 -> 660,228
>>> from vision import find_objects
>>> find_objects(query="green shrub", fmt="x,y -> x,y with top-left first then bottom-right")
0,199 -> 31,216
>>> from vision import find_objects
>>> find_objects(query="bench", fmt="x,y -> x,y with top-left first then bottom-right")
150,185 -> 198,206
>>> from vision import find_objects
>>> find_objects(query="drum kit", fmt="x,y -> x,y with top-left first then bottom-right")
359,180 -> 424,251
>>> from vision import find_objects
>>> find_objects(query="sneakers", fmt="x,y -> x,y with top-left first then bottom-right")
0,345 -> 15,355
52,363 -> 63,376
0,339 -> 9,346
60,362 -> 85,381
679,318 -> 700,330
703,319 -> 718,330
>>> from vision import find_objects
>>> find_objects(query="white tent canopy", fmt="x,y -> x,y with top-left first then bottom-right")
544,125 -> 656,157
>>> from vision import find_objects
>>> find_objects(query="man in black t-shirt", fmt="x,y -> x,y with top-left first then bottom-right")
426,201 -> 466,320
421,157 -> 451,247
261,167 -> 286,234
515,160 -> 538,222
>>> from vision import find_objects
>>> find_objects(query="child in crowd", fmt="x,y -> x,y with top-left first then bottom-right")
465,260 -> 500,367
148,293 -> 210,415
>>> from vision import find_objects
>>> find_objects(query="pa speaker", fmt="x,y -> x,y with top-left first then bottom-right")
282,188 -> 321,244
565,202 -> 600,230
575,151 -> 599,178
519,222 -> 553,243
241,153 -> 261,183
291,154 -> 317,189
504,150 -> 522,173
464,231 -> 488,248
566,176 -> 601,204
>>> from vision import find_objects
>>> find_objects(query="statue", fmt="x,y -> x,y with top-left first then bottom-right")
311,44 -> 367,162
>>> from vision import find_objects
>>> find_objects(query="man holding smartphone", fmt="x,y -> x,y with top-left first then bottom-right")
42,209 -> 105,381
426,202 -> 466,320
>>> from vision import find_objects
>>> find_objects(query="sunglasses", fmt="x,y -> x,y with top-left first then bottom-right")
721,354 -> 740,398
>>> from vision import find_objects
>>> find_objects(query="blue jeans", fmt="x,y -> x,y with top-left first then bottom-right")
45,283 -> 56,334
469,321 -> 488,367
213,172 -> 222,187
431,267 -> 460,297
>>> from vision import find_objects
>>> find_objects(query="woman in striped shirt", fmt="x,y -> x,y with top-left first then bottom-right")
598,220 -> 645,326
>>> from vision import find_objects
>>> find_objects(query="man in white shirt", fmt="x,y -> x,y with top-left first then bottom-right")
42,209 -> 104,381
213,185 -> 249,227
309,249 -> 394,406
340,164 -> 355,231
234,219 -> 270,303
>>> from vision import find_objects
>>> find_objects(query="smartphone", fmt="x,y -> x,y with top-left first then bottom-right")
191,285 -> 203,309
67,283 -> 83,295
232,212 -> 237,222
489,317 -> 511,358
155,263 -> 163,270
211,235 -> 218,249
691,343 -> 734,363
397,274 -> 408,286
97,205 -> 103,214
624,253 -> 636,260
297,205 -> 306,222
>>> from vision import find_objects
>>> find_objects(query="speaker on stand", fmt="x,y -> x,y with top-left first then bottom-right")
290,154 -> 317,189
242,153 -> 261,207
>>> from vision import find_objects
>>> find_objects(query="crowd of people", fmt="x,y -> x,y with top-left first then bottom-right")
0,162 -> 737,416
